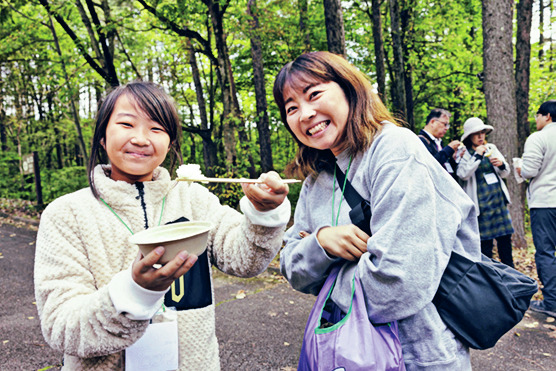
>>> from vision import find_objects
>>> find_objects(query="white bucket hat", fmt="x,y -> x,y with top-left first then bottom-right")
461,117 -> 494,142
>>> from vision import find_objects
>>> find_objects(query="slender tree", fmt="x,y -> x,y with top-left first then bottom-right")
248,0 -> 273,173
299,0 -> 311,52
388,0 -> 407,120
539,0 -> 545,63
47,13 -> 88,165
516,0 -> 533,153
401,0 -> 415,130
185,38 -> 218,177
323,0 -> 346,56
355,0 -> 387,103
482,0 -> 526,248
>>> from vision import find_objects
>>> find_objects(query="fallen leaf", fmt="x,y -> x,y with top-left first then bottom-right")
514,332 -> 521,337
9,233 -> 15,237
525,321 -> 539,328
28,316 -> 34,320
2,340 -> 8,344
543,324 -> 556,331
542,353 -> 552,357
284,342 -> 290,346
235,290 -> 246,299
269,312 -> 277,317
547,317 -> 555,323
289,301 -> 294,304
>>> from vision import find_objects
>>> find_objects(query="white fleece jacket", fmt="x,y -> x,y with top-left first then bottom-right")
34,165 -> 289,370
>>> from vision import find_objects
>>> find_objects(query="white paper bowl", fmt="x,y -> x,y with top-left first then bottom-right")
129,221 -> 212,264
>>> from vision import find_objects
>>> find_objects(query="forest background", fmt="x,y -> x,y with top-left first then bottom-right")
0,0 -> 555,248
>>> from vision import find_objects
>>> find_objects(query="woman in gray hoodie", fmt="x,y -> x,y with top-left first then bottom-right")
274,51 -> 481,370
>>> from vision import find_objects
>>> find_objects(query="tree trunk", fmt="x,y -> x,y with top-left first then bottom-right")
515,0 -> 534,250
206,0 -> 238,169
323,0 -> 346,56
187,39 -> 218,177
0,94 -> 6,152
206,0 -> 256,177
248,0 -> 273,173
539,0 -> 545,63
401,0 -> 415,130
48,14 -> 89,165
370,0 -> 387,103
299,0 -> 311,52
482,0 -> 526,248
388,0 -> 407,120
516,0 -> 533,153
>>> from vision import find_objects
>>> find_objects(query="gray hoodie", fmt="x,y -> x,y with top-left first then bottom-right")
281,123 -> 481,370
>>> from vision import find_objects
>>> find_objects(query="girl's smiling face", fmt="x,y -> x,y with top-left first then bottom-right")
103,94 -> 171,183
283,80 -> 349,155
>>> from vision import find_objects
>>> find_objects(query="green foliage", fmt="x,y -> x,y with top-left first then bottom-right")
1,0 -> 555,217
206,166 -> 245,209
41,166 -> 88,204
0,151 -> 29,199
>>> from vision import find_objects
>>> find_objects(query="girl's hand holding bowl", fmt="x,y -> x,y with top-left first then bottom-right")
132,246 -> 198,292
241,171 -> 289,212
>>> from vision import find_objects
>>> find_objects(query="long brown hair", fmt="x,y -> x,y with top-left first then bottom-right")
87,81 -> 182,198
273,51 -> 398,179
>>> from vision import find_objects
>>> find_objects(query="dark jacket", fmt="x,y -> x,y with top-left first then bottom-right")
418,129 -> 458,179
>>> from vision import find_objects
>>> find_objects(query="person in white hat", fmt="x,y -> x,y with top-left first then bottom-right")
456,117 -> 514,267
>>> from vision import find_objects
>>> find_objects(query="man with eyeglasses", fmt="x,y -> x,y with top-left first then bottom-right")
419,108 -> 463,179
516,100 -> 556,317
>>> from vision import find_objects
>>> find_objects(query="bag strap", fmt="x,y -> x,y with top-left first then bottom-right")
418,134 -> 430,143
335,163 -> 373,236
334,163 -> 365,209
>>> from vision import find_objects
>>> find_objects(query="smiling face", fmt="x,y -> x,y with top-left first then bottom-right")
102,94 -> 171,183
283,81 -> 349,155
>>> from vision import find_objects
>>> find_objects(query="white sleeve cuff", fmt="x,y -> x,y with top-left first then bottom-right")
240,196 -> 291,227
108,268 -> 169,320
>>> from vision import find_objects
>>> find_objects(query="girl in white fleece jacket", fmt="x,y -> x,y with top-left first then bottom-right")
34,81 -> 291,370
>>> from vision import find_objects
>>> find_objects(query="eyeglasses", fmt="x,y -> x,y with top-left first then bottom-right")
435,119 -> 450,129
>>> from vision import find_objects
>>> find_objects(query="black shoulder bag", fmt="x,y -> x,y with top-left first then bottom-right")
335,163 -> 538,350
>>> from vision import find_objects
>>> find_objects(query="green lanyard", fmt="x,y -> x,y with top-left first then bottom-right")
331,156 -> 352,226
100,196 -> 166,235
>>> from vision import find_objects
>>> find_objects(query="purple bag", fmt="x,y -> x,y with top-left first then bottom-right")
298,266 -> 405,371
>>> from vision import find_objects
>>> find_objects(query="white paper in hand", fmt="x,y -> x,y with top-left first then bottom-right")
512,158 -> 526,184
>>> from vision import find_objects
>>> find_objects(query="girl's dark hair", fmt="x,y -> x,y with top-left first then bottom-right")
87,81 -> 182,198
537,100 -> 556,121
273,51 -> 398,179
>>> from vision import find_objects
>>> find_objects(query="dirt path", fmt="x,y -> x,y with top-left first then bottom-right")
1,218 -> 555,371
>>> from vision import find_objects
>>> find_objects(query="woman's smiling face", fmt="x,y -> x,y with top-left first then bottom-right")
283,80 -> 349,155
